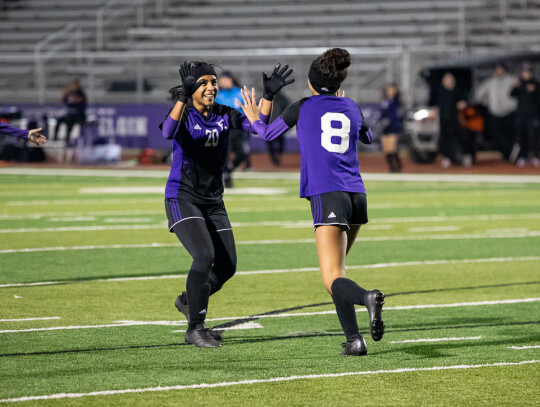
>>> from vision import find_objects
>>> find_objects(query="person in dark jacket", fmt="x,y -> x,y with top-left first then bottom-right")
54,79 -> 87,145
434,72 -> 468,169
511,63 -> 540,167
379,83 -> 403,172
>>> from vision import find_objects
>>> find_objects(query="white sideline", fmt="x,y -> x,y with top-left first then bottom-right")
0,360 -> 538,403
1,256 -> 539,288
508,345 -> 540,350
0,317 -> 60,322
0,297 -> 538,334
390,336 -> 482,344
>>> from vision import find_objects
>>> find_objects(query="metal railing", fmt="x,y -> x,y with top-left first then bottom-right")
34,23 -> 85,104
96,0 -> 167,51
21,45 -> 465,106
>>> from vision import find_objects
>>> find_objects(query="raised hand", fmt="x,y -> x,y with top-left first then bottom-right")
179,62 -> 203,98
236,86 -> 260,124
262,63 -> 294,101
28,128 -> 46,146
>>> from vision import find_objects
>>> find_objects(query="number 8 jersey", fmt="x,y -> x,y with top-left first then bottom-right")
253,95 -> 373,198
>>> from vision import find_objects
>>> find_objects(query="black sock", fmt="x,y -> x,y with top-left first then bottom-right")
331,277 -> 367,306
186,269 -> 210,329
332,294 -> 360,341
208,271 -> 224,296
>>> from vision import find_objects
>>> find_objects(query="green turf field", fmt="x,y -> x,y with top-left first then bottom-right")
0,168 -> 539,406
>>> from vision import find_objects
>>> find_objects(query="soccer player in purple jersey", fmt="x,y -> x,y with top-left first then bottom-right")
237,48 -> 385,356
161,61 -> 293,348
0,122 -> 46,146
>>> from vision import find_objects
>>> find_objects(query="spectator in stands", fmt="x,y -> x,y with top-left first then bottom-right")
434,72 -> 468,169
215,71 -> 251,186
54,79 -> 87,146
379,82 -> 403,172
511,63 -> 540,167
266,92 -> 290,166
476,63 -> 517,161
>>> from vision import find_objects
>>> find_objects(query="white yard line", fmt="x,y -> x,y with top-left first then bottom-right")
2,167 -> 540,183
0,321 -> 188,334
1,231 -> 539,256
170,322 -> 263,333
1,225 -> 540,243
0,317 -> 60,322
1,256 -> 539,288
0,243 -> 178,255
0,210 -> 164,220
5,198 -> 158,206
0,298 -> 538,334
2,212 -> 540,224
49,217 -> 97,222
0,225 -> 166,233
390,336 -> 482,344
408,226 -> 462,233
79,186 -> 288,195
0,360 -> 537,403
508,345 -> 540,350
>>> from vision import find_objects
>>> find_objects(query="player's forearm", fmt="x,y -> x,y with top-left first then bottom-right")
259,98 -> 272,117
169,101 -> 185,121
252,116 -> 290,141
0,122 -> 29,139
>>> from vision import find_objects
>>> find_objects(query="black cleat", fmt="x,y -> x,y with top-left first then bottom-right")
185,324 -> 222,348
365,289 -> 385,341
175,293 -> 222,342
174,292 -> 189,322
340,336 -> 368,356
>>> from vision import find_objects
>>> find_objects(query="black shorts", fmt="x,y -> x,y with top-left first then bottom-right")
309,191 -> 368,229
164,198 -> 232,233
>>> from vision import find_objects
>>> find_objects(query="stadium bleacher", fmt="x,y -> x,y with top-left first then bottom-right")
0,0 -> 539,104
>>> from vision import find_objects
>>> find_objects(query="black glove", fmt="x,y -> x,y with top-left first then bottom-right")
178,62 -> 203,101
262,63 -> 294,101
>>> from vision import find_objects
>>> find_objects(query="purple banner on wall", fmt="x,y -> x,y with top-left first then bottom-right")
3,103 -> 381,152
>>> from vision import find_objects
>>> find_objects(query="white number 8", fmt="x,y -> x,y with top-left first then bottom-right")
321,112 -> 350,154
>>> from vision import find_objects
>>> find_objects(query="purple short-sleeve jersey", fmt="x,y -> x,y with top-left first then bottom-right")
252,95 -> 373,198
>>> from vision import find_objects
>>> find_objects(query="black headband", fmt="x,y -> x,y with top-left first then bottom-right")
308,62 -> 340,95
192,64 -> 217,82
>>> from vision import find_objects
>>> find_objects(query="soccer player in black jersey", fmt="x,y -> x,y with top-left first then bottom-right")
238,49 -> 385,356
161,61 -> 293,348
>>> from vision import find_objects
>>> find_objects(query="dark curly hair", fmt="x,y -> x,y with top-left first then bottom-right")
311,48 -> 351,87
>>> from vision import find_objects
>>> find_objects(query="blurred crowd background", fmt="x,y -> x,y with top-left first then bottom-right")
1,0 -> 539,171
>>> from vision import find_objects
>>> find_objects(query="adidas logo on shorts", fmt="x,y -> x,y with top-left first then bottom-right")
328,212 -> 336,218
199,309 -> 207,315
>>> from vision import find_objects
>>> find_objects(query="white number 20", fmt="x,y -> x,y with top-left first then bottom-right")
321,112 -> 350,154
204,129 -> 219,147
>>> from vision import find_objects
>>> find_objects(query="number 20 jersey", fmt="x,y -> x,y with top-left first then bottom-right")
282,95 -> 372,198
161,103 -> 256,203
